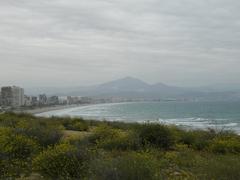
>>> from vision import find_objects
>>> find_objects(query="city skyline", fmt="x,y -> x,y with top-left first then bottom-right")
0,85 -> 85,108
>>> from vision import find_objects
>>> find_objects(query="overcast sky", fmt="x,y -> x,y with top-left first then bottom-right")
0,0 -> 240,87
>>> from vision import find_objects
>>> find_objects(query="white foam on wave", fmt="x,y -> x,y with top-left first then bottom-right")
155,117 -> 240,133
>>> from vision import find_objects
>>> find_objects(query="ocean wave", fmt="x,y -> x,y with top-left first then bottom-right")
152,117 -> 239,132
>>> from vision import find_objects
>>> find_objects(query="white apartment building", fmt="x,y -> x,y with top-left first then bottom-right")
1,86 -> 24,107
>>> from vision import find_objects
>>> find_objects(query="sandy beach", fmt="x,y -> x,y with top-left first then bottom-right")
15,104 -> 82,115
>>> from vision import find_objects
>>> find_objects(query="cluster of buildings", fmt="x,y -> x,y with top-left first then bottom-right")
0,86 -> 138,111
23,94 -> 61,107
0,86 -> 90,109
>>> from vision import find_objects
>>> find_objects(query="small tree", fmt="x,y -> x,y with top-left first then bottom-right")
138,124 -> 174,150
33,143 -> 89,179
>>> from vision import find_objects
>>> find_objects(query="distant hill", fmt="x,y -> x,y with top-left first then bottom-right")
25,77 -> 240,101
97,77 -> 150,92
67,77 -> 191,98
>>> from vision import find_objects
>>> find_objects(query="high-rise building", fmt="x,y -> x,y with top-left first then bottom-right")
39,94 -> 47,105
0,91 -> 2,106
67,96 -> 80,104
1,86 -> 24,107
24,95 -> 32,106
48,96 -> 59,105
31,96 -> 38,106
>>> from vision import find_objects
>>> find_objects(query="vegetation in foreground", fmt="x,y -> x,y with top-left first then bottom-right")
0,113 -> 240,179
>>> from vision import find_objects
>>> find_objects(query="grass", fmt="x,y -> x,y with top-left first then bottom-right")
62,130 -> 92,141
0,112 -> 240,179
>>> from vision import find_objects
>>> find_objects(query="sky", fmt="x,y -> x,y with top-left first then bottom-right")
0,0 -> 240,87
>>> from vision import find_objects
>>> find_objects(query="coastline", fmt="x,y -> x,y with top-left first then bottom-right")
15,104 -> 85,115
33,102 -> 138,117
7,101 -> 240,135
11,102 -> 127,116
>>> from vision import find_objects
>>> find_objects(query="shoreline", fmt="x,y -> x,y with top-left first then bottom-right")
13,101 -> 240,135
34,102 -> 139,117
11,102 -> 134,116
15,104 -> 89,115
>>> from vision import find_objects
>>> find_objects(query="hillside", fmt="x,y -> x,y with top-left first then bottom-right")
1,113 -> 240,179
67,77 -> 191,98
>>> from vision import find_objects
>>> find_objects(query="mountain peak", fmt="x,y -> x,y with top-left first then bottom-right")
116,76 -> 148,84
99,77 -> 149,91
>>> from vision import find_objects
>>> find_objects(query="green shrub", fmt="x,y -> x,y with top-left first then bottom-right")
197,155 -> 240,180
0,115 -> 19,128
15,120 -> 63,147
164,148 -> 240,180
137,124 -> 174,150
62,118 -> 89,131
98,131 -> 141,151
0,127 -> 39,159
0,159 -> 31,179
90,152 -> 160,180
89,125 -> 121,143
210,137 -> 240,154
33,143 -> 89,179
69,121 -> 89,131
0,127 -> 39,178
179,131 -> 196,147
88,125 -> 141,151
179,130 -> 216,151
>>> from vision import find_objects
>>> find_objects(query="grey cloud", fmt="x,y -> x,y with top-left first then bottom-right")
0,0 -> 240,87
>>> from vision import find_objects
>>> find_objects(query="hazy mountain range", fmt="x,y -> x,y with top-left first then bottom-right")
25,77 -> 240,101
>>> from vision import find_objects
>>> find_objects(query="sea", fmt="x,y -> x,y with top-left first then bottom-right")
37,101 -> 240,134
